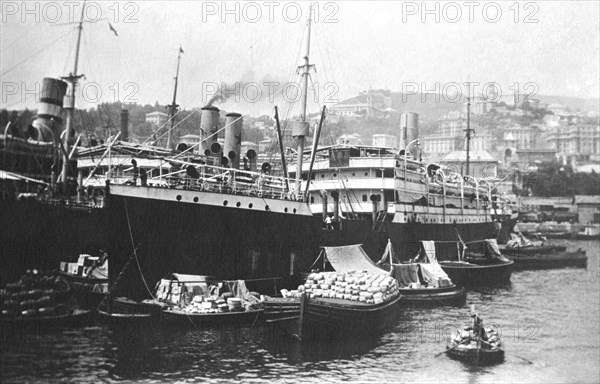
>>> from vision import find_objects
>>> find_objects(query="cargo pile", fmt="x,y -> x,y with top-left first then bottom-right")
1,270 -> 71,319
60,254 -> 106,277
451,325 -> 501,347
282,271 -> 400,304
179,294 -> 247,314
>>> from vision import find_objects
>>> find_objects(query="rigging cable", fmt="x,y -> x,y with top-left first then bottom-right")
124,199 -> 157,300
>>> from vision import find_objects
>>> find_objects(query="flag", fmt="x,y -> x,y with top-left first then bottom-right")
179,46 -> 184,54
108,22 -> 118,37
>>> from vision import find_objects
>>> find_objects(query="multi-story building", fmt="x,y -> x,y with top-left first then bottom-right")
422,111 -> 493,160
438,111 -> 480,136
145,111 -> 169,126
502,125 -> 539,149
372,134 -> 396,148
329,90 -> 392,117
546,124 -> 600,163
440,150 -> 498,178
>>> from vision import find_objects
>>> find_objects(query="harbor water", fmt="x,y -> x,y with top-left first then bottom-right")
2,239 -> 599,383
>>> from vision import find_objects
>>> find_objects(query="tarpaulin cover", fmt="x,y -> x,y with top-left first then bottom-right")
324,244 -> 389,275
422,241 -> 438,263
485,239 -> 511,262
170,274 -> 212,283
419,263 -> 449,287
223,280 -> 259,303
391,264 -> 420,287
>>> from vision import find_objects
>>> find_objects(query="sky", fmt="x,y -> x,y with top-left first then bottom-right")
1,0 -> 599,117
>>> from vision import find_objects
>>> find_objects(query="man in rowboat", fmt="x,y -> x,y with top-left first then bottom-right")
472,313 -> 489,342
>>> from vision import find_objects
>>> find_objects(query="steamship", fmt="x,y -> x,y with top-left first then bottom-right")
102,20 -> 515,300
0,75 -> 112,283
1,6 -> 515,296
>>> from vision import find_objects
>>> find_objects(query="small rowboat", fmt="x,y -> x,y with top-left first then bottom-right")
446,338 -> 505,364
446,315 -> 504,365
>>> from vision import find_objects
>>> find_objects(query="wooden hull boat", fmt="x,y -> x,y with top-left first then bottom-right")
499,244 -> 567,255
399,285 -> 466,306
1,308 -> 93,333
60,272 -> 108,308
96,309 -> 154,326
299,294 -> 402,342
446,321 -> 504,365
446,340 -> 505,364
262,297 -> 301,324
161,308 -> 264,328
439,260 -> 513,287
503,249 -> 587,270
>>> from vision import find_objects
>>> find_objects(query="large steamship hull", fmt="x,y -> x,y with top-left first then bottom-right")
0,192 -> 500,292
104,185 -> 499,300
0,198 -> 108,284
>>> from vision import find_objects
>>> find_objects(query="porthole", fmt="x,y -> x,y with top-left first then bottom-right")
176,195 -> 182,201
236,202 -> 241,207
284,207 -> 288,213
293,208 -> 297,213
265,205 -> 270,211
364,172 -> 368,176
223,200 -> 228,206
333,173 -> 337,177
249,203 -> 253,208
193,197 -> 199,203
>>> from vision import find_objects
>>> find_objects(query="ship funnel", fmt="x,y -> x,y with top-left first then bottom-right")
30,78 -> 68,142
399,112 -> 419,158
224,113 -> 243,169
120,109 -> 129,142
200,106 -> 220,156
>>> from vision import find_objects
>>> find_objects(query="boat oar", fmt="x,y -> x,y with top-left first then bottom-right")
434,337 -> 471,357
479,339 -> 535,365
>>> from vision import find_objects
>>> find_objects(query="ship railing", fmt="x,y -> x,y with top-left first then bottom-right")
35,195 -> 103,209
142,162 -> 304,202
159,159 -> 305,202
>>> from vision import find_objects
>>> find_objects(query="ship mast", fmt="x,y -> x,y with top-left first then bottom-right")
60,1 -> 86,185
166,47 -> 183,149
294,6 -> 315,196
464,89 -> 473,177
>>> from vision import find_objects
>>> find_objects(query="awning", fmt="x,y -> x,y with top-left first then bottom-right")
323,244 -> 388,275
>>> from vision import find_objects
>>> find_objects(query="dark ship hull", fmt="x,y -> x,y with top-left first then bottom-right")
104,184 -> 499,300
0,198 -> 107,284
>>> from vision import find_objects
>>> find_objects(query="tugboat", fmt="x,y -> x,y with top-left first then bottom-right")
446,309 -> 504,364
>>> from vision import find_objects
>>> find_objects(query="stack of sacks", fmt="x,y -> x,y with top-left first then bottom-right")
283,271 -> 399,305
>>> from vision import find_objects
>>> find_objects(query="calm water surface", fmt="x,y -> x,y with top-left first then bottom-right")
2,240 -> 599,383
